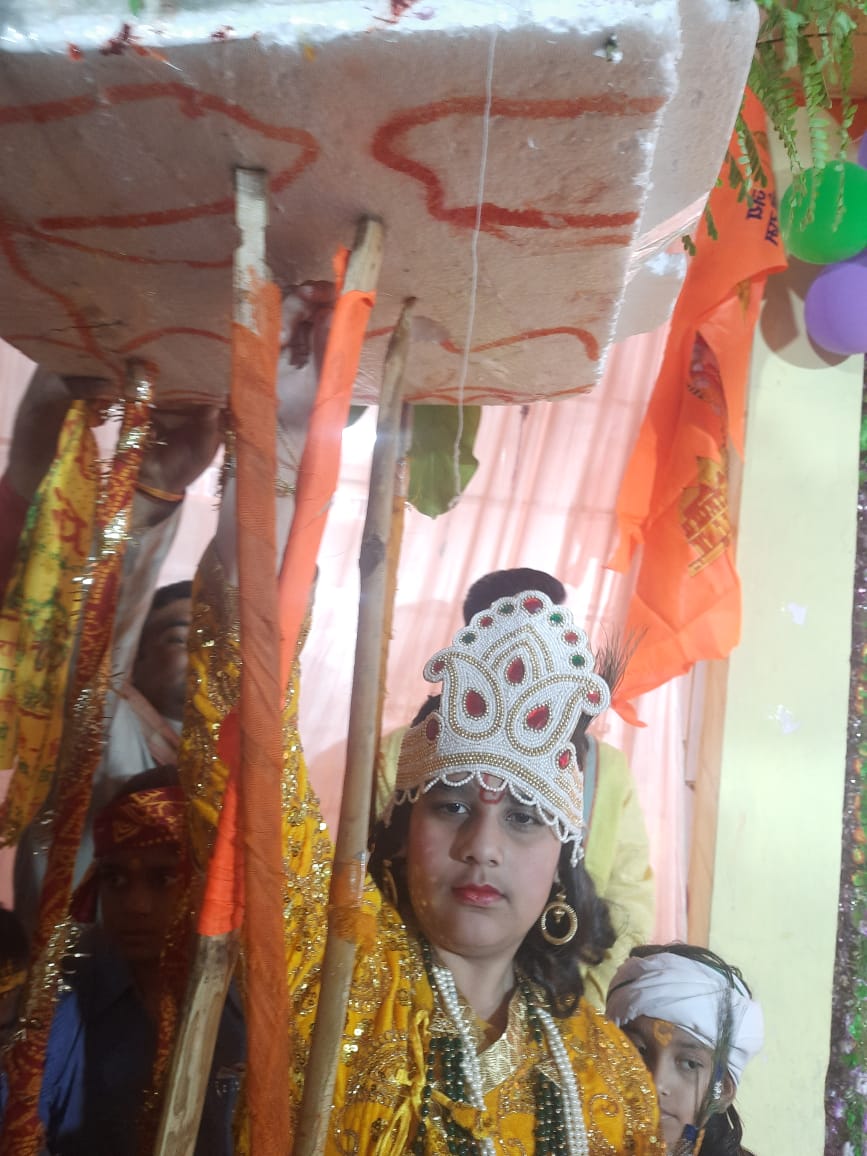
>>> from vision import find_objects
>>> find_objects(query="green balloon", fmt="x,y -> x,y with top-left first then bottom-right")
780,162 -> 867,264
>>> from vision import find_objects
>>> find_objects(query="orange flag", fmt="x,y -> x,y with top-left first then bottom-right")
608,89 -> 787,716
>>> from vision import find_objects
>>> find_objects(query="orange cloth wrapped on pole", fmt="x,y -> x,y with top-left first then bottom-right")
608,89 -> 787,713
277,247 -> 377,689
196,246 -> 378,939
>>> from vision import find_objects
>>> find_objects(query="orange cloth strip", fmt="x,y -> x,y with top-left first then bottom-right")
197,711 -> 244,936
194,252 -> 376,1150
231,276 -> 291,1156
278,251 -> 376,688
608,90 -> 787,713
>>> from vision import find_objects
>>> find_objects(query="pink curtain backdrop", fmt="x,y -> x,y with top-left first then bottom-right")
0,327 -> 689,940
300,325 -> 689,942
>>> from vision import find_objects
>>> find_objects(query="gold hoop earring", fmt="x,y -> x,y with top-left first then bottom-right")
382,860 -> 399,910
540,887 -> 578,945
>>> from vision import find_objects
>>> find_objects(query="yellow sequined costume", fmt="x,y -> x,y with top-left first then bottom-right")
181,566 -> 664,1156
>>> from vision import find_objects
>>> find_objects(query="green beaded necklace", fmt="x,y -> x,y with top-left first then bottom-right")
413,941 -> 571,1156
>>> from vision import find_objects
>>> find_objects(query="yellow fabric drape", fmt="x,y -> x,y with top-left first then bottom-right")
0,401 -> 98,842
186,580 -> 664,1155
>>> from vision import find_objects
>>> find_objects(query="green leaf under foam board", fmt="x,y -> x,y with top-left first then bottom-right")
407,405 -> 481,518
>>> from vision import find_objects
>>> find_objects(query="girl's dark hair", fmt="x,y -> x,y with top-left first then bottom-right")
701,1107 -> 755,1156
462,569 -> 566,624
626,943 -> 754,1156
369,717 -> 615,1019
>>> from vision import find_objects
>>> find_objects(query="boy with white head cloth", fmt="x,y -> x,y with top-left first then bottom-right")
607,944 -> 763,1156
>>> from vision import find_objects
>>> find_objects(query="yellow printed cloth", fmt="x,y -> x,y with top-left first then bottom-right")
0,402 -> 98,843
186,573 -> 664,1155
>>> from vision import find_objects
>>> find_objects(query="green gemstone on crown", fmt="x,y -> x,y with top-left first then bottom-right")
499,602 -> 515,614
460,631 -> 477,644
549,612 -> 564,624
571,654 -> 585,667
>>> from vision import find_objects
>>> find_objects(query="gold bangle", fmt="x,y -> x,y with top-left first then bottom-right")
135,481 -> 185,503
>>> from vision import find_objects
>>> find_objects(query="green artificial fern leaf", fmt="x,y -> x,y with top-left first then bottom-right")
749,0 -> 866,182
407,405 -> 481,518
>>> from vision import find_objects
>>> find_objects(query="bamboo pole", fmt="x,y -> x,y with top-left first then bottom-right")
233,169 -> 292,1156
152,933 -> 240,1153
293,298 -> 416,1156
369,402 -> 412,833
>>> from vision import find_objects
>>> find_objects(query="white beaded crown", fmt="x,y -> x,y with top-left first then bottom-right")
388,590 -> 611,862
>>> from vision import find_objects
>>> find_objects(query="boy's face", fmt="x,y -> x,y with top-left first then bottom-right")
132,596 -> 192,722
622,1015 -> 734,1152
98,843 -> 187,964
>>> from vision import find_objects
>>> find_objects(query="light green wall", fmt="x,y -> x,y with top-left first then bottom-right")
708,328 -> 862,1153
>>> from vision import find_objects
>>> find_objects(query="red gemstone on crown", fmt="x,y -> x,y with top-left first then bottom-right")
526,705 -> 550,730
522,597 -> 543,613
564,631 -> 578,644
588,691 -> 601,705
425,716 -> 440,741
465,690 -> 486,718
557,750 -> 571,770
506,658 -> 525,684
432,659 -> 445,674
479,615 -> 493,627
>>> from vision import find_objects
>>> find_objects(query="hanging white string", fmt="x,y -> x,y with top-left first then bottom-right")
451,22 -> 498,504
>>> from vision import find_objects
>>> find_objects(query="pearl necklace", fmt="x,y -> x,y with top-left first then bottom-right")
535,1005 -> 590,1156
429,954 -> 590,1156
429,958 -> 497,1156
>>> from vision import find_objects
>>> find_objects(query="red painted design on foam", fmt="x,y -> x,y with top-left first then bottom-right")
0,228 -> 115,375
440,326 -> 599,362
367,323 -> 599,365
372,94 -> 664,235
0,81 -> 623,401
0,83 -> 316,377
9,83 -> 319,232
117,328 -> 230,355
21,226 -> 232,270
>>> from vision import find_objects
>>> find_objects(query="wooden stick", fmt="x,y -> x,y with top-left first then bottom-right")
153,166 -> 283,1156
293,298 -> 416,1156
152,933 -> 240,1154
369,401 -> 412,832
233,168 -> 291,1156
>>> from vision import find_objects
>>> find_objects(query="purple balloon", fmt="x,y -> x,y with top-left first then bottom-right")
859,133 -> 867,169
805,249 -> 867,355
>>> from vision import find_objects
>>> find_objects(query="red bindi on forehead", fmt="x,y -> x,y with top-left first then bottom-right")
478,772 -> 506,804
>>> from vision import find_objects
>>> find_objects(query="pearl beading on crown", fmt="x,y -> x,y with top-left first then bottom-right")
389,591 -> 611,863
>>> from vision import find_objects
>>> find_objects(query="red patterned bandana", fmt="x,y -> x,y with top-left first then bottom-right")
71,787 -> 190,922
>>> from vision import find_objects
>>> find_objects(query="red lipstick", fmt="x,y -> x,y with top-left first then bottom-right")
453,884 -> 503,906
